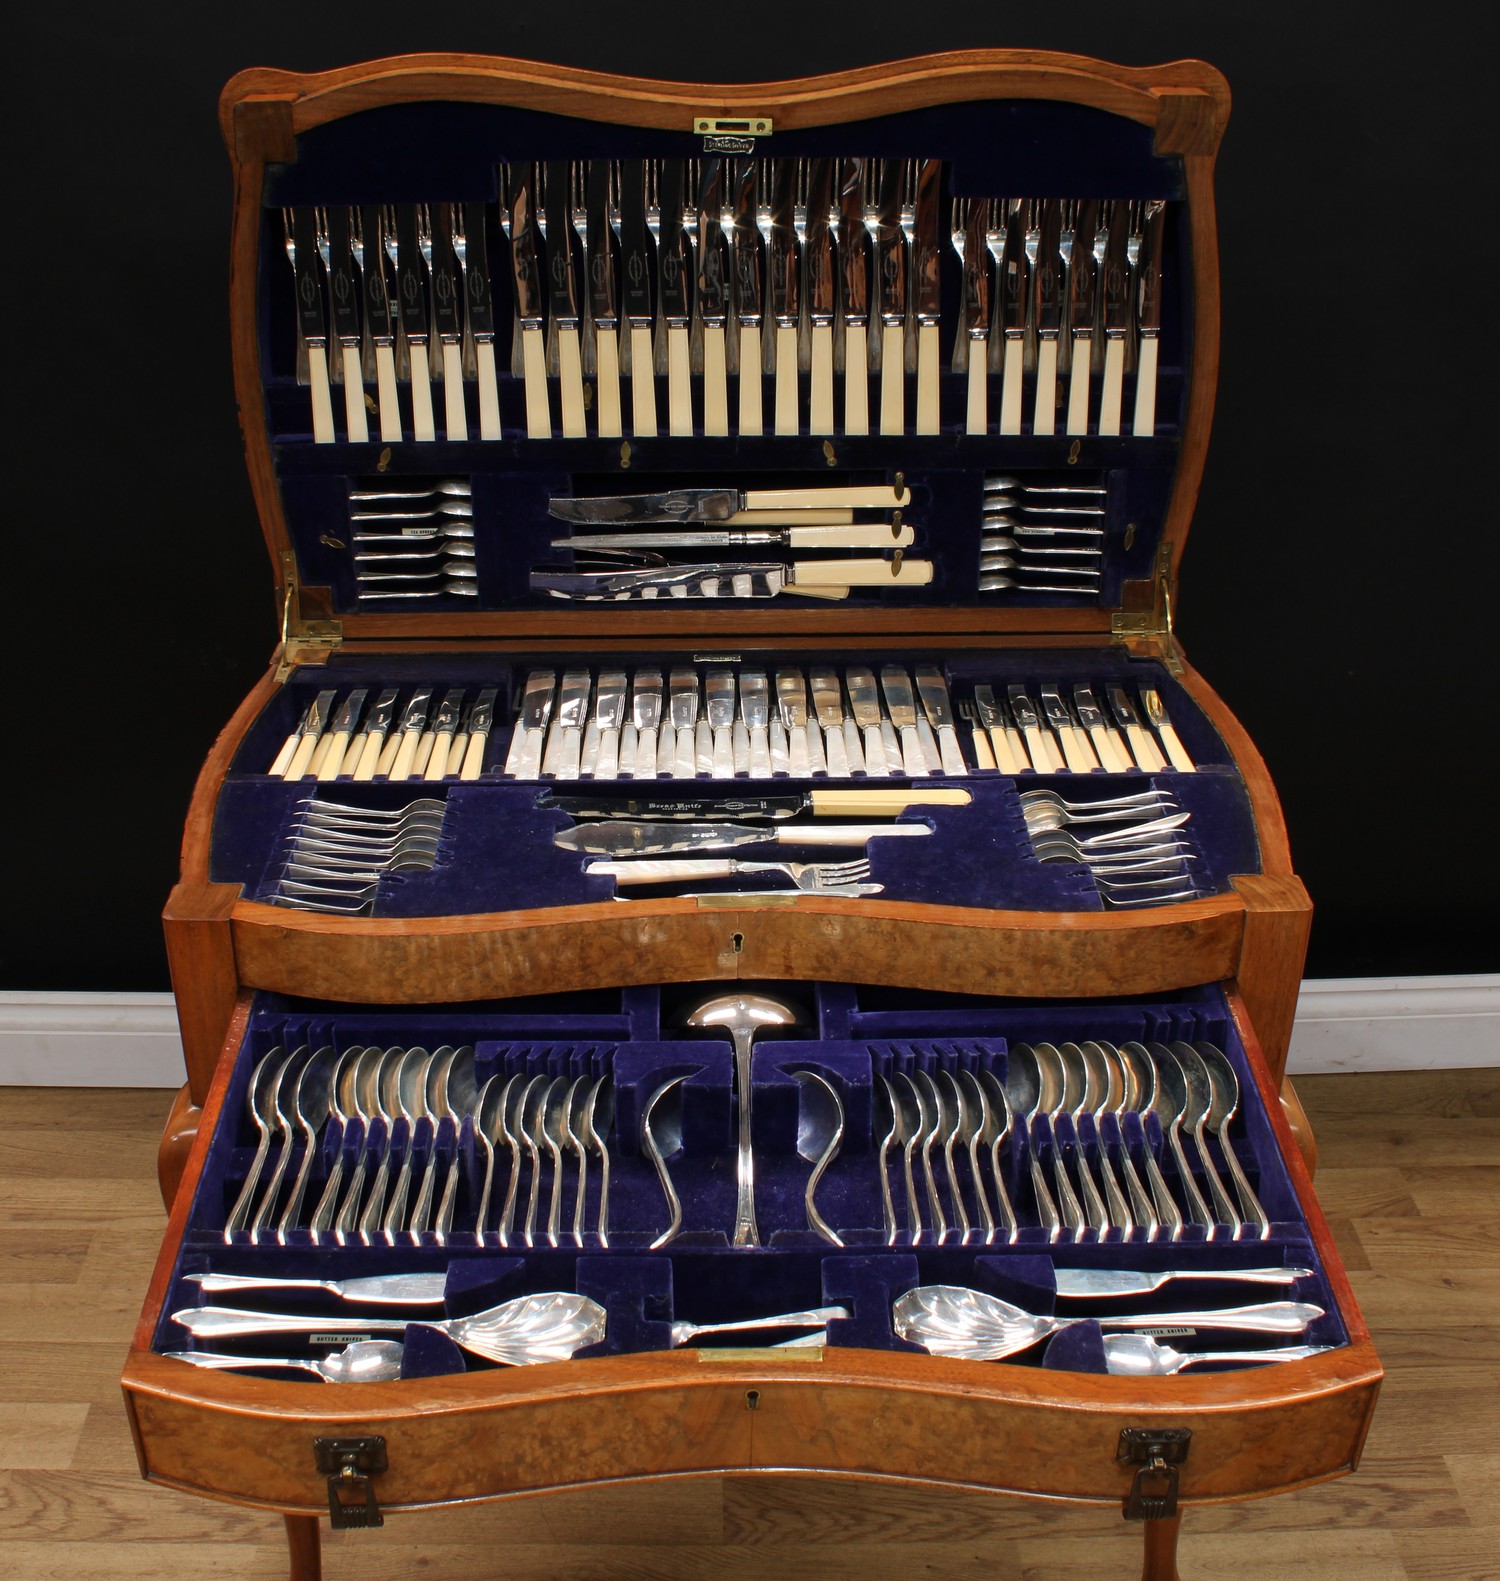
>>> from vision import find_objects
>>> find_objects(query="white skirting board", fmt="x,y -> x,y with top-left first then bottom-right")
0,977 -> 1495,1086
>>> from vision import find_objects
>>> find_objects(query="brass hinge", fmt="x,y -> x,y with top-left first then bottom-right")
1110,542 -> 1182,675
275,551 -> 342,683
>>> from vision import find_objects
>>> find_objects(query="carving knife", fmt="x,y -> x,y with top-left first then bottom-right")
961,196 -> 991,434
504,670 -> 557,779
768,158 -> 800,434
423,204 -> 467,441
277,689 -> 337,779
729,159 -> 764,435
458,686 -> 499,780
541,163 -> 586,438
1066,199 -> 1100,436
911,159 -> 943,434
350,688 -> 401,781
552,521 -> 915,552
585,160 -> 622,438
1107,683 -> 1168,772
460,201 -> 502,440
998,199 -> 1029,435
550,484 -> 908,524
286,208 -> 335,443
810,666 -> 852,777
1139,685 -> 1196,772
845,666 -> 888,777
1073,684 -> 1130,773
540,787 -> 970,820
914,665 -> 967,776
1133,198 -> 1167,436
323,207 -> 370,442
705,669 -> 737,778
697,160 -> 730,436
838,159 -> 870,434
390,204 -> 437,442
542,670 -> 591,780
655,159 -> 694,437
879,666 -> 927,776
1031,198 -> 1063,436
423,688 -> 468,782
616,159 -> 657,437
1040,683 -> 1101,773
628,667 -> 663,779
974,684 -> 1029,775
507,165 -> 550,438
776,669 -> 812,777
668,668 -> 699,779
1007,685 -> 1062,773
315,688 -> 368,782
804,158 -> 837,434
873,160 -> 906,435
557,821 -> 935,856
386,687 -> 435,782
1098,199 -> 1132,436
740,671 -> 772,778
357,207 -> 402,441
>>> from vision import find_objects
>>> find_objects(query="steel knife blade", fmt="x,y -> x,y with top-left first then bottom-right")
542,163 -> 586,437
288,207 -> 336,443
962,196 -> 991,434
625,667 -> 662,780
616,157 -> 657,438
423,203 -> 467,440
357,206 -> 402,441
543,669 -> 592,780
507,164 -> 550,438
696,159 -> 730,436
390,203 -> 436,441
838,158 -> 871,435
584,159 -> 622,438
1098,198 -> 1132,435
705,668 -> 737,778
1133,198 -> 1167,436
775,669 -> 811,777
729,158 -> 764,436
459,201 -> 502,439
585,669 -> 628,779
668,667 -> 699,778
998,198 -> 1029,435
739,670 -> 772,778
804,157 -> 837,434
809,665 -> 852,777
324,206 -> 369,442
911,159 -> 942,434
844,665 -> 887,777
504,670 -> 557,779
768,157 -> 800,435
873,159 -> 906,435
1065,198 -> 1100,436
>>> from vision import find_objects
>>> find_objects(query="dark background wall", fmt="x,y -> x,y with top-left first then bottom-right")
7,2 -> 1496,992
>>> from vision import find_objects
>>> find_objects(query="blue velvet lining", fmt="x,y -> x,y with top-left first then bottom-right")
155,981 -> 1344,1382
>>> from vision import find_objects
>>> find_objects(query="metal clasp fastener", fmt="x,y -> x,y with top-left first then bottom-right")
314,1435 -> 387,1529
1117,1426 -> 1191,1521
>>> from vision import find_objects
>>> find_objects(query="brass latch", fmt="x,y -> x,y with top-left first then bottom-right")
275,550 -> 342,682
1117,1426 -> 1191,1521
314,1435 -> 387,1529
1110,541 -> 1181,675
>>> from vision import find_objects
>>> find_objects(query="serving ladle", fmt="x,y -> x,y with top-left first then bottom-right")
164,1340 -> 406,1383
681,991 -> 807,1248
1187,1041 -> 1272,1239
790,1068 -> 845,1246
1102,1334 -> 1333,1377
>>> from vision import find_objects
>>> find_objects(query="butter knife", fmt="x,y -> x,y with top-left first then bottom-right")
1140,685 -> 1196,772
1107,683 -> 1167,772
810,666 -> 852,777
324,206 -> 369,443
1133,199 -> 1167,436
777,669 -> 812,777
1040,683 -> 1101,773
879,666 -> 927,776
973,684 -> 1029,775
706,668 -> 737,778
1066,199 -> 1100,436
423,688 -> 467,782
668,668 -> 699,779
912,159 -> 943,434
697,160 -> 730,436
390,204 -> 436,442
845,666 -> 888,777
507,165 -> 550,438
541,670 -> 590,779
730,159 -> 764,436
1031,198 -> 1063,436
873,160 -> 906,435
1073,684 -> 1130,773
314,688 -> 368,782
278,688 -> 337,780
458,687 -> 499,780
1098,199 -> 1132,436
768,157 -> 800,434
616,158 -> 657,437
504,670 -> 557,779
357,207 -> 402,442
286,208 -> 335,443
804,158 -> 837,434
387,687 -> 435,781
740,671 -> 772,777
1007,685 -> 1061,773
914,665 -> 967,776
838,159 -> 870,435
557,821 -> 934,856
349,687 -> 401,781
998,199 -> 1029,435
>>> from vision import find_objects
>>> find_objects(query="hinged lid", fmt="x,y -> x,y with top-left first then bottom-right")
217,51 -> 1229,659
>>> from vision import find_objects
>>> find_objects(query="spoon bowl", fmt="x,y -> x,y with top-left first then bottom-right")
790,1068 -> 845,1245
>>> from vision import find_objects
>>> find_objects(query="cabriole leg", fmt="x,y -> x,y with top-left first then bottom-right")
285,1514 -> 321,1581
1140,1511 -> 1183,1581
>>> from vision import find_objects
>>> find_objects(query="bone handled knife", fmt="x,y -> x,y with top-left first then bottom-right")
391,204 -> 437,442
1040,683 -> 1101,773
914,665 -> 967,776
873,160 -> 906,436
459,687 -> 499,780
1107,683 -> 1168,772
961,196 -> 991,434
323,207 -> 370,442
1066,199 -> 1100,436
423,688 -> 467,781
998,199 -> 1029,435
616,159 -> 657,438
541,164 -> 586,438
504,670 -> 557,779
507,165 -> 551,439
705,669 -> 737,779
558,821 -> 935,856
1139,686 -> 1197,771
696,160 -> 731,437
804,158 -> 837,435
549,484 -> 909,524
1098,199 -> 1132,436
285,209 -> 336,443
423,204 -> 467,441
668,668 -> 699,779
276,689 -> 337,779
1007,685 -> 1062,773
387,688 -> 435,781
585,670 -> 628,779
810,667 -> 851,777
459,202 -> 502,440
315,689 -> 368,781
973,684 -> 1029,774
542,670 -> 591,780
838,159 -> 871,435
585,161 -> 622,439
628,668 -> 663,779
843,666 -> 886,777
729,159 -> 764,436
911,159 -> 943,434
1072,684 -> 1130,773
879,666 -> 928,776
1133,199 -> 1167,436
1031,198 -> 1063,436
349,688 -> 401,781
654,159 -> 694,438
768,158 -> 800,435
357,207 -> 402,442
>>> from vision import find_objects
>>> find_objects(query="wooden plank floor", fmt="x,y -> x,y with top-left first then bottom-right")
2,1071 -> 1497,1581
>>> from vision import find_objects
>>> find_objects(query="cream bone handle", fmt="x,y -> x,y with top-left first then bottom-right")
556,325 -> 588,438
878,322 -> 904,434
914,321 -> 940,434
966,332 -> 988,435
788,557 -> 932,589
474,336 -> 503,440
774,322 -> 799,435
438,340 -> 467,440
340,342 -> 370,443
737,322 -> 763,436
629,323 -> 657,436
843,326 -> 869,436
1132,333 -> 1159,437
702,323 -> 730,437
1032,335 -> 1059,436
521,322 -> 550,438
593,326 -> 622,438
809,322 -> 835,434
998,330 -> 1024,435
307,340 -> 337,444
1098,333 -> 1126,436
406,341 -> 436,442
1065,333 -> 1093,436
666,322 -> 693,437
374,342 -> 403,442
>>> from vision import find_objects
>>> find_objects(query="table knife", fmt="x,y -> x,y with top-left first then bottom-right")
729,159 -> 764,436
422,688 -> 467,781
804,158 -> 837,434
845,665 -> 887,776
961,695 -> 996,771
654,159 -> 693,437
1040,682 -> 1101,773
1007,685 -> 1061,773
668,668 -> 699,779
459,201 -> 502,440
386,687 -> 435,781
1031,198 -> 1063,436
879,666 -> 928,776
838,159 -> 871,435
914,665 -> 967,775
350,688 -> 401,781
323,207 -> 370,442
768,158 -> 800,434
737,671 -> 772,777
584,669 -> 628,778
1072,683 -> 1129,773
775,669 -> 812,777
423,203 -> 467,441
504,670 -> 557,779
315,688 -> 368,782
507,165 -> 550,438
615,158 -> 657,437
550,484 -> 908,524
286,208 -> 336,443
1098,198 -> 1132,436
973,684 -> 1029,774
696,160 -> 730,436
557,820 -> 934,856
357,207 -> 402,441
809,666 -> 850,776
390,204 -> 437,441
1106,683 -> 1168,772
873,160 -> 906,435
911,158 -> 943,434
585,161 -> 622,438
277,689 -> 337,779
1139,685 -> 1197,771
705,668 -> 737,778
1133,198 -> 1167,436
628,667 -> 663,778
998,199 -> 1029,435
541,670 -> 591,780
542,787 -> 969,820
458,687 -> 499,780
1065,199 -> 1100,436
961,196 -> 991,434
540,163 -> 586,438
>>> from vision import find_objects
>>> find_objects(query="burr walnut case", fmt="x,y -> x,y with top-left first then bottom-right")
122,50 -> 1381,1581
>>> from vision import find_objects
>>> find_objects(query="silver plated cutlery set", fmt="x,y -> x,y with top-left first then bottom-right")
282,171 -> 1167,443
269,796 -> 450,915
347,477 -> 478,602
981,472 -> 1108,596
268,686 -> 499,781
964,679 -> 1196,774
1022,786 -> 1204,907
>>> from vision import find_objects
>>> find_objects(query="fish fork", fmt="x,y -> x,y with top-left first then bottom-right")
587,856 -> 876,893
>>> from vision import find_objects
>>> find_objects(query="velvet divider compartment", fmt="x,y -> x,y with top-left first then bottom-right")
155,979 -> 1344,1386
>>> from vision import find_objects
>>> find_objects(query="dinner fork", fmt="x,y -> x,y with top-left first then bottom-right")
984,198 -> 1008,369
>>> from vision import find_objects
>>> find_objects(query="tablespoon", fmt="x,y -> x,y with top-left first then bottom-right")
536,1076 -> 571,1248
790,1069 -> 845,1245
333,1046 -> 403,1244
1025,1045 -> 1087,1238
1017,788 -> 1170,818
274,1046 -> 337,1241
1093,1042 -> 1157,1237
406,1047 -> 458,1237
1077,1040 -> 1132,1233
1192,1041 -> 1272,1239
349,478 -> 472,502
515,1074 -> 550,1248
643,1075 -> 687,1249
1168,1044 -> 1240,1236
381,1047 -> 437,1241
434,1048 -> 478,1243
354,1045 -> 410,1243
874,1073 -> 902,1245
892,1073 -> 926,1242
937,1071 -> 972,1244
223,1047 -> 296,1242
470,1073 -> 506,1238
497,1074 -> 541,1247
973,1069 -> 1018,1243
1102,1334 -> 1333,1377
911,1071 -> 948,1242
1115,1042 -> 1183,1240
164,1340 -> 407,1383
248,1046 -> 312,1243
1054,1043 -> 1110,1235
563,1074 -> 594,1247
584,1075 -> 615,1247
1142,1045 -> 1215,1235
308,1048 -> 367,1236
892,1284 -> 1325,1362
1004,1047 -> 1061,1241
